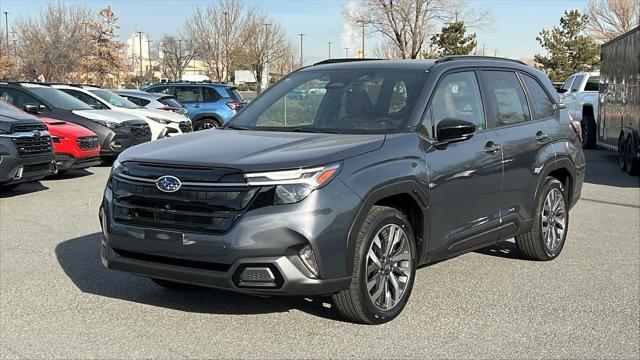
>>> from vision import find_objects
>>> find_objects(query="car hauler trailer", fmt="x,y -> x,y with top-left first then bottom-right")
597,26 -> 640,175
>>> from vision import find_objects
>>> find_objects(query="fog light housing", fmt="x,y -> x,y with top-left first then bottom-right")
110,141 -> 122,150
299,245 -> 319,278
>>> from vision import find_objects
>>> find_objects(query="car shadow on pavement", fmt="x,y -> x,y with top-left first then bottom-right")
0,181 -> 49,198
45,169 -> 94,181
583,150 -> 640,188
55,232 -> 347,322
475,240 -> 523,260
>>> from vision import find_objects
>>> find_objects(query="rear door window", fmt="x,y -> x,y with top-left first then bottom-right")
571,75 -> 584,92
521,74 -> 555,120
175,87 -> 203,103
482,70 -> 531,127
584,76 -> 599,91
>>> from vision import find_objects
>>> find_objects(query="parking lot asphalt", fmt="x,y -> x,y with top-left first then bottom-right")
0,149 -> 638,359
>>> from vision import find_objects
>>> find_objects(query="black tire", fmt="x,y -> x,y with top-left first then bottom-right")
332,206 -> 417,324
515,178 -> 568,261
194,118 -> 220,131
618,137 -> 627,172
151,278 -> 199,290
626,138 -> 639,176
581,116 -> 597,149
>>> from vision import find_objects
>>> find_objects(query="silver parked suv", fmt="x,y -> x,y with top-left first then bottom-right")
100,57 -> 586,324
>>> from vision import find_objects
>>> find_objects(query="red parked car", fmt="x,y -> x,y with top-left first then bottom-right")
43,118 -> 101,173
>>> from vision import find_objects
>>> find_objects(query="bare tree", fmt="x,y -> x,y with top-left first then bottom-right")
243,10 -> 290,92
185,0 -> 247,82
0,30 -> 16,79
585,0 -> 640,42
270,42 -> 297,78
14,3 -> 93,81
373,38 -> 403,59
159,35 -> 198,81
349,0 -> 490,59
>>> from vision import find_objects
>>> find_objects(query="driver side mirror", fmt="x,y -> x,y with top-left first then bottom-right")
23,104 -> 45,115
436,118 -> 477,144
556,87 -> 568,94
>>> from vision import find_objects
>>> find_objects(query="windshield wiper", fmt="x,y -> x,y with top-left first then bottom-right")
226,124 -> 250,130
284,126 -> 337,134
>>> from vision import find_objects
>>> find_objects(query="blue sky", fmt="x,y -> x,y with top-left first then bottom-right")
0,0 -> 588,64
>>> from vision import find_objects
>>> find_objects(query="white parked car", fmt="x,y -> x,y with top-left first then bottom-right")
557,72 -> 599,148
52,85 -> 192,140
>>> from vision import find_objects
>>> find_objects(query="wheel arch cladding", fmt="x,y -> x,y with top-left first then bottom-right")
345,181 -> 428,275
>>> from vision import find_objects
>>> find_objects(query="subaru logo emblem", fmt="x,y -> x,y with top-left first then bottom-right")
33,130 -> 41,137
156,175 -> 181,193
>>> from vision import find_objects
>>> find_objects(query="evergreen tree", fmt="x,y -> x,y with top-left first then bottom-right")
80,6 -> 125,86
429,21 -> 477,57
534,10 -> 600,82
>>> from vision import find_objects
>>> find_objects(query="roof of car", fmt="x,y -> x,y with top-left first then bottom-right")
302,59 -> 436,72
112,90 -> 168,99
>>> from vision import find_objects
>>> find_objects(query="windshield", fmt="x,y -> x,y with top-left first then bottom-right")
29,87 -> 92,110
228,69 -> 428,133
90,89 -> 140,109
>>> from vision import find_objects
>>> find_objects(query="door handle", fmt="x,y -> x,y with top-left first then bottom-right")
535,131 -> 549,142
484,141 -> 501,154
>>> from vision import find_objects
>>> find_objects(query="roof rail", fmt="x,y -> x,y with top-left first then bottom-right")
435,55 -> 527,66
313,58 -> 383,66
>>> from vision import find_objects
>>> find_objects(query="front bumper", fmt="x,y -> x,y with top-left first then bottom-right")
55,153 -> 101,172
99,178 -> 360,295
99,121 -> 151,158
0,138 -> 56,185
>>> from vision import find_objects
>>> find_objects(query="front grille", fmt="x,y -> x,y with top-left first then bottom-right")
76,136 -> 99,150
13,135 -> 53,157
111,173 -> 258,234
131,124 -> 151,138
179,121 -> 192,133
12,124 -> 47,132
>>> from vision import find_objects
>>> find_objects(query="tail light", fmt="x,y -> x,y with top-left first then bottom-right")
568,113 -> 582,141
226,101 -> 242,111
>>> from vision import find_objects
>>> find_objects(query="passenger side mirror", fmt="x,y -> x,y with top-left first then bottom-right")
23,104 -> 44,115
436,118 -> 477,144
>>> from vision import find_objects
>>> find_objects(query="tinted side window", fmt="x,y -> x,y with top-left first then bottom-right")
175,87 -> 202,103
483,71 -> 530,127
428,71 -> 485,132
571,75 -> 584,92
584,76 -> 599,91
561,76 -> 574,91
148,86 -> 173,95
61,89 -> 109,109
522,74 -> 555,120
123,96 -> 150,106
203,87 -> 221,102
0,88 -> 45,109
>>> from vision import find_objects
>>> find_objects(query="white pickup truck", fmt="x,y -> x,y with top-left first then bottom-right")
557,72 -> 600,148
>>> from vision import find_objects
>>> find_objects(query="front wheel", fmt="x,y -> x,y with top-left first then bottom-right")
332,206 -> 416,324
194,118 -> 220,131
626,139 -> 639,175
581,117 -> 596,149
515,178 -> 568,261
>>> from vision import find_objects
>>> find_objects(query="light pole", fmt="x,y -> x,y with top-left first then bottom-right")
263,23 -> 271,91
360,21 -> 366,58
344,47 -> 349,58
136,31 -> 144,85
298,33 -> 305,67
3,12 -> 8,57
327,41 -> 332,59
146,37 -> 152,79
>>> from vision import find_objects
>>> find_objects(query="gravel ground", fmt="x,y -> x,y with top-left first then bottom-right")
0,149 -> 638,359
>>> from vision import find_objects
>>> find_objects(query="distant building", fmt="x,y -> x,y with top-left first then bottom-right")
126,32 -> 152,73
234,70 -> 256,85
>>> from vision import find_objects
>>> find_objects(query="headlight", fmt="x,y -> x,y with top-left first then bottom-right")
147,116 -> 172,125
51,135 -> 63,143
245,163 -> 340,204
95,120 -> 123,129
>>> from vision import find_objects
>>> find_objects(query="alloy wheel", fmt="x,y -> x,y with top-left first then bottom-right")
541,188 -> 566,252
365,224 -> 413,311
197,121 -> 219,130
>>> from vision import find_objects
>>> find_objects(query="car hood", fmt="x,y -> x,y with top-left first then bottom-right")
72,109 -> 143,123
120,129 -> 385,172
113,107 -> 186,123
42,118 -> 96,138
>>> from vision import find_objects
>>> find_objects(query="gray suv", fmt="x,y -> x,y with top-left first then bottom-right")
100,57 -> 585,324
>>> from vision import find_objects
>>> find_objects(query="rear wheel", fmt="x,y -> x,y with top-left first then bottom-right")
618,137 -> 627,172
195,118 -> 220,131
332,206 -> 416,324
515,178 -> 568,261
151,278 -> 199,290
626,139 -> 639,175
581,116 -> 597,149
